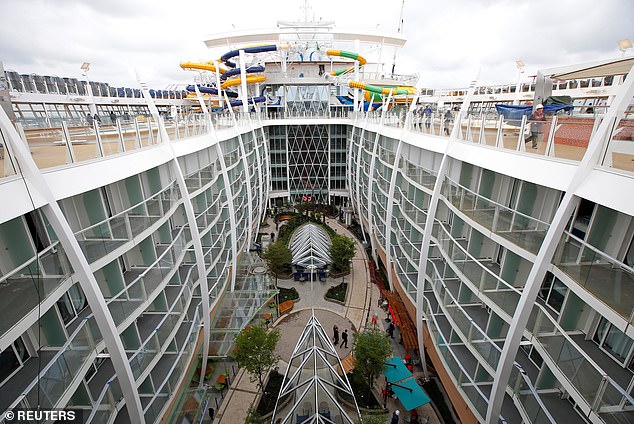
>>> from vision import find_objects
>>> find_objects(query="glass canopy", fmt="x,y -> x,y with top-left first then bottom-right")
208,254 -> 277,357
272,311 -> 360,424
289,223 -> 332,270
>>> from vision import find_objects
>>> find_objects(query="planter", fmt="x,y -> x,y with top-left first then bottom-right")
335,386 -> 386,415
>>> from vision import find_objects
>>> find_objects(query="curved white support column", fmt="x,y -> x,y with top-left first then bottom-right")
485,64 -> 634,423
227,110 -> 254,251
365,93 -> 393,261
138,82 -> 213,389
415,79 -> 479,382
350,110 -> 370,244
247,113 -> 265,239
384,97 -> 419,291
0,108 -> 145,423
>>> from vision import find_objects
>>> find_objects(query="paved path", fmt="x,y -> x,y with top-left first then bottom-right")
212,215 -> 441,424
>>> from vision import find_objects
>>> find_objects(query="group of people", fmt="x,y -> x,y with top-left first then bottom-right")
332,325 -> 349,348
86,111 -> 132,127
413,105 -> 454,135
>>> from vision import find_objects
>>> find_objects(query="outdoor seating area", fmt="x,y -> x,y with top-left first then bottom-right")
289,223 -> 333,280
382,289 -> 419,352
278,300 -> 295,315
293,268 -> 327,282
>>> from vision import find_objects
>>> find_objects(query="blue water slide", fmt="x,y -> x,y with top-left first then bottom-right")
220,65 -> 266,81
220,45 -> 278,66
227,95 -> 266,108
185,84 -> 239,98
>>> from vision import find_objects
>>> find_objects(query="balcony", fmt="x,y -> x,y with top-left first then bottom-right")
554,232 -> 634,322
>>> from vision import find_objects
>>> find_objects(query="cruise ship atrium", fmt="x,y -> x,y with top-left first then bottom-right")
0,6 -> 633,424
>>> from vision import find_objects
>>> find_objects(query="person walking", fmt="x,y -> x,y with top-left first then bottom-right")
525,104 -> 545,149
340,329 -> 348,348
387,322 -> 395,339
423,105 -> 433,130
391,410 -> 400,424
333,325 -> 339,346
443,108 -> 453,135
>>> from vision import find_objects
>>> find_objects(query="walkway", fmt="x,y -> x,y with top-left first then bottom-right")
209,215 -> 441,424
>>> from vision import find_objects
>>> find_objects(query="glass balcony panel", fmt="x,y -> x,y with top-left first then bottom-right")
0,244 -> 73,337
555,234 -> 634,320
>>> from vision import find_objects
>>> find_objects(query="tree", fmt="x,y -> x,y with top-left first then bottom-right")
360,414 -> 388,424
330,234 -> 356,273
262,241 -> 292,277
353,327 -> 392,402
233,324 -> 281,391
244,407 -> 265,424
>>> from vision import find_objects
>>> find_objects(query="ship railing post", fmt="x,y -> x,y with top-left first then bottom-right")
466,114 -> 473,142
478,112 -> 486,144
517,115 -> 527,152
495,115 -> 504,147
94,121 -> 104,158
61,121 -> 76,163
133,118 -> 142,149
147,119 -> 155,145
116,120 -> 125,153
545,115 -> 558,157
1,128 -> 17,177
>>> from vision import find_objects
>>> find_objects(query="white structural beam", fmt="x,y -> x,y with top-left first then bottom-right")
365,92 -> 393,262
349,107 -> 370,244
415,76 -> 479,382
384,91 -> 421,291
247,111 -> 266,241
0,107 -> 145,423
228,109 -> 255,252
485,63 -> 634,423
137,77 -> 213,389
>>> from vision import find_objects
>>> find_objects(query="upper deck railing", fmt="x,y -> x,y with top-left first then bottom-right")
0,103 -> 632,187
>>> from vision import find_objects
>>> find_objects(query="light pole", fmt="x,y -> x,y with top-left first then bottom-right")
618,38 -> 633,57
513,60 -> 525,105
80,62 -> 98,117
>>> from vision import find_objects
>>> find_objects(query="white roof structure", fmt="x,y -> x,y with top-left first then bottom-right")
272,312 -> 360,424
289,224 -> 332,269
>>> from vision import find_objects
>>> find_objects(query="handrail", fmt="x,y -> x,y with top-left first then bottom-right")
142,304 -> 201,415
106,225 -> 190,304
434,219 -> 522,296
426,258 -> 506,352
0,240 -> 63,285
443,175 -> 551,228
84,376 -> 118,423
420,291 -> 505,422
127,263 -> 197,371
4,316 -> 99,414
73,179 -> 178,237
559,230 -> 634,275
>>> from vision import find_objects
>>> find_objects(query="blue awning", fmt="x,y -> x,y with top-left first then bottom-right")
384,357 -> 412,383
391,378 -> 431,411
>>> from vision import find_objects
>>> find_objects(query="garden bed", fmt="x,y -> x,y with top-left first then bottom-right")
325,282 -> 348,303
423,378 -> 457,424
277,287 -> 299,303
257,370 -> 285,417
338,372 -> 382,409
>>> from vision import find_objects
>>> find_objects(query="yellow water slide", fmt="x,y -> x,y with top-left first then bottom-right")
326,49 -> 367,76
180,61 -> 227,74
220,75 -> 266,90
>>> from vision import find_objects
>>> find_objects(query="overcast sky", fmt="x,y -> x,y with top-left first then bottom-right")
0,0 -> 632,90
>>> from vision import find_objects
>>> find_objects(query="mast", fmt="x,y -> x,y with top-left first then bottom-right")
391,0 -> 405,76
